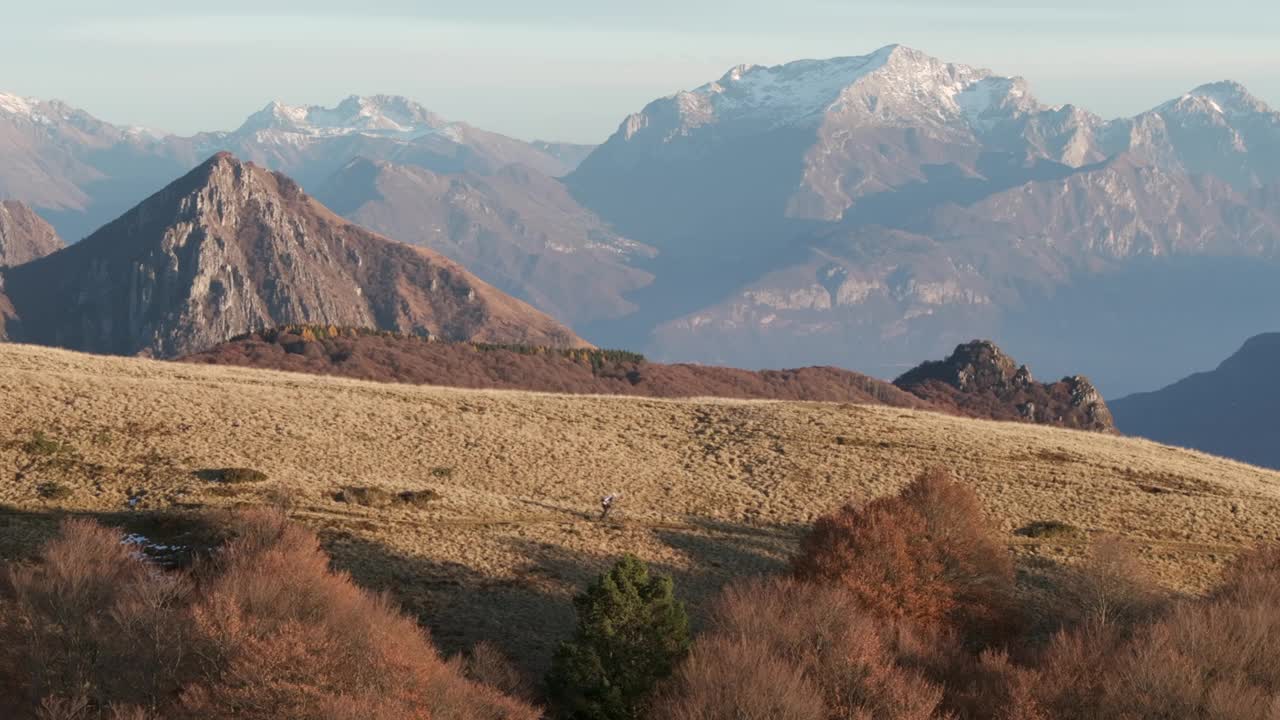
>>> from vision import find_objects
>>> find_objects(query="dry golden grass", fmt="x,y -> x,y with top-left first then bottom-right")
2,342 -> 1279,673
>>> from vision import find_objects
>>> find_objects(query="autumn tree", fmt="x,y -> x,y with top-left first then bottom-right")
793,467 -> 1015,639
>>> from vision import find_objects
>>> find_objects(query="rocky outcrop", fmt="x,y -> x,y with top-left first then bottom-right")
0,201 -> 63,267
894,340 -> 1116,432
1,153 -> 587,358
1111,333 -> 1280,469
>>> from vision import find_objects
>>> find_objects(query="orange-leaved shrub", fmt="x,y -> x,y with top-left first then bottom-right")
651,577 -> 948,720
0,511 -> 539,720
1032,545 -> 1280,720
792,467 -> 1016,639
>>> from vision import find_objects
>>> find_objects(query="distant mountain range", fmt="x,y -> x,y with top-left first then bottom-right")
567,45 -> 1280,394
1112,333 -> 1280,470
0,153 -> 584,357
0,92 -> 594,243
4,47 -> 1280,393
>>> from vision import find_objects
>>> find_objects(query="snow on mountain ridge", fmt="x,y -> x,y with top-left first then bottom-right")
695,49 -> 895,126
1161,81 -> 1273,118
233,94 -> 448,141
0,92 -> 35,116
621,45 -> 1063,143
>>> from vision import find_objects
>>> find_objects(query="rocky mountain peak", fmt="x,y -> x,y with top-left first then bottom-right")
584,43 -> 1060,180
0,201 -> 63,268
0,153 -> 586,357
692,44 -> 1007,131
1172,81 -> 1272,117
235,95 -> 446,139
894,340 -> 1115,432
0,92 -> 36,116
1217,332 -> 1280,374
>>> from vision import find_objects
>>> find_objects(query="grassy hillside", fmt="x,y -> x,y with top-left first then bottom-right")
2,343 -> 1278,673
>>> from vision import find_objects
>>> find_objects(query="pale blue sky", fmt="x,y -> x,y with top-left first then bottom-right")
2,1 -> 1276,142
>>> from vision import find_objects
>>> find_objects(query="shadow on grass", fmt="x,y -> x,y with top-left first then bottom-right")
316,512 -> 807,682
0,503 -> 234,568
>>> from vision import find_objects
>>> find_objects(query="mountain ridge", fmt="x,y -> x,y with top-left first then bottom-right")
1111,332 -> 1280,470
0,152 -> 586,357
566,45 -> 1280,393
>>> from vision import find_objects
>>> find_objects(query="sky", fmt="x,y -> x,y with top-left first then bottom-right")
2,1 -> 1277,143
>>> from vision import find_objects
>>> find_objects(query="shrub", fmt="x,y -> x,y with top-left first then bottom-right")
462,640 -> 535,703
397,490 -> 441,508
198,467 -> 268,484
1017,520 -> 1083,541
21,431 -> 73,458
1059,535 -> 1162,633
652,577 -> 946,720
334,487 -> 439,509
35,482 -> 73,501
793,467 -> 1015,639
546,555 -> 690,720
334,486 -> 394,507
431,466 -> 455,479
0,512 -> 539,720
654,634 -> 825,720
0,519 -> 192,715
1027,544 -> 1280,720
14,432 -> 78,482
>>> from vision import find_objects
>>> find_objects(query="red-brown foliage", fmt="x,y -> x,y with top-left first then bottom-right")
0,519 -> 192,716
0,512 -> 539,720
792,468 -> 1016,638
659,467 -> 1280,720
180,326 -> 931,408
1031,545 -> 1280,719
459,641 -> 537,704
651,577 -> 947,720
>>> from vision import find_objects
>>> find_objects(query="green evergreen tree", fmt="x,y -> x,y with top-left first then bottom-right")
545,555 -> 690,720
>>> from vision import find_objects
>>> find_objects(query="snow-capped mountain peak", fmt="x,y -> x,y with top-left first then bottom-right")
0,92 -> 37,116
233,95 -> 447,140
610,44 -> 1055,150
691,48 -> 897,126
1169,81 -> 1273,117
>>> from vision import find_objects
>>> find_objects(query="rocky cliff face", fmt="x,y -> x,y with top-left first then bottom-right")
0,153 -> 586,358
894,340 -> 1116,432
0,201 -> 63,267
